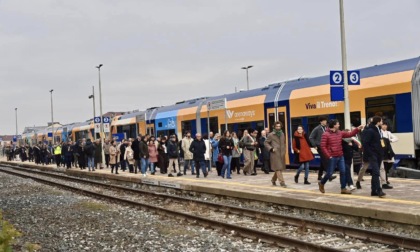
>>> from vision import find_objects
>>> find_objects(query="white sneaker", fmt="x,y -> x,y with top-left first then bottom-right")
349,185 -> 356,191
142,174 -> 147,177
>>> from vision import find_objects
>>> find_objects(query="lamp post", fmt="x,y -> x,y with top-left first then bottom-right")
15,108 -> 18,139
88,86 -> 96,140
49,89 -> 54,145
241,65 -> 253,91
96,64 -> 105,165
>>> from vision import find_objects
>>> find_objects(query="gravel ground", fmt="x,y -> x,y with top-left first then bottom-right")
0,173 -> 286,252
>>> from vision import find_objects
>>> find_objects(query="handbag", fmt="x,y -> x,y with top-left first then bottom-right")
217,153 -> 224,164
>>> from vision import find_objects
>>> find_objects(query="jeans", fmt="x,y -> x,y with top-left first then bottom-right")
345,162 -> 353,186
221,155 -> 232,178
149,162 -> 156,173
194,160 -> 207,177
87,156 -> 95,170
184,159 -> 195,174
321,156 -> 346,189
205,160 -> 211,172
296,161 -> 309,178
369,156 -> 382,194
141,158 -> 149,174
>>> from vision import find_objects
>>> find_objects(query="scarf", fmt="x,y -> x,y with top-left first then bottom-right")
273,129 -> 283,137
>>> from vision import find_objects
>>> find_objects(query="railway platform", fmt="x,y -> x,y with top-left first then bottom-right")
1,158 -> 420,226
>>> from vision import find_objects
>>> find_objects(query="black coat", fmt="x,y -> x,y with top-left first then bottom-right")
189,139 -> 206,161
259,137 -> 270,161
362,124 -> 384,161
84,140 -> 96,158
342,140 -> 359,165
132,139 -> 140,159
167,140 -> 179,158
219,137 -> 234,156
139,141 -> 149,159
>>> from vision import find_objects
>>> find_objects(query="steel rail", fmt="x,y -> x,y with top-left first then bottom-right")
2,165 -> 420,250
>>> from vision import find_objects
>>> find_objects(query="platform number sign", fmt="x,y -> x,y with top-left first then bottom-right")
348,70 -> 360,85
103,117 -> 110,124
94,117 -> 101,123
330,71 -> 344,85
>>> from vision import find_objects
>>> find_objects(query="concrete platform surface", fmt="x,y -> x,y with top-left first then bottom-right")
1,158 -> 420,226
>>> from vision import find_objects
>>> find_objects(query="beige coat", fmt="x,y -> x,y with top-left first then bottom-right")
182,137 -> 193,160
124,146 -> 135,165
264,131 -> 286,171
109,145 -> 118,165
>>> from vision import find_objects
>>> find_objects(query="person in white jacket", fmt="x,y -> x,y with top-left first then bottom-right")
381,122 -> 398,187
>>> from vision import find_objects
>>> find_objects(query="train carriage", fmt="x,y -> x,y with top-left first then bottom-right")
93,57 -> 420,169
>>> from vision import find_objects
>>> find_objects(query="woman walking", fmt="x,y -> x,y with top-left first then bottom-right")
219,130 -> 234,179
231,132 -> 242,174
292,126 -> 314,184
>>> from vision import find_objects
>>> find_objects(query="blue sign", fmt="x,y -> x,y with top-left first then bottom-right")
348,70 -> 360,85
12,136 -> 17,142
0,137 -> 3,142
112,133 -> 125,142
330,71 -> 344,85
330,70 -> 360,85
330,86 -> 344,101
47,132 -> 53,137
103,117 -> 110,123
94,117 -> 101,123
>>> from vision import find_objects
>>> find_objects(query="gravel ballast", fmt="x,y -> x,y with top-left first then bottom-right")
0,173 -> 283,252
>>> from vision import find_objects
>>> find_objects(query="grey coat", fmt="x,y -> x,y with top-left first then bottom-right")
309,124 -> 325,147
264,131 -> 286,171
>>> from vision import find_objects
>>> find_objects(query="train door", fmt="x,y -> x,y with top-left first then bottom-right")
266,107 -> 290,164
146,123 -> 155,136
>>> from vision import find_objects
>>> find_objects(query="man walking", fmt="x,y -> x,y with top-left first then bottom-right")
318,119 -> 363,194
189,133 -> 207,178
309,116 -> 336,182
265,121 -> 287,188
363,116 -> 386,198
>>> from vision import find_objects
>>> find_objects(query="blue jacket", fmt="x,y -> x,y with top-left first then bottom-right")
210,139 -> 219,163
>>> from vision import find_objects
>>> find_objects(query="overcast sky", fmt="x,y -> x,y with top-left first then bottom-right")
1,0 -> 419,135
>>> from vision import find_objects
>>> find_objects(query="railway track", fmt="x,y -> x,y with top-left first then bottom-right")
1,165 -> 419,251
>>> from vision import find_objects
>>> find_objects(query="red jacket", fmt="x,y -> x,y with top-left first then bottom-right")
321,128 -> 359,159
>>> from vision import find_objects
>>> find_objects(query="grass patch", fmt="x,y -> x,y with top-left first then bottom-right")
0,211 -> 22,252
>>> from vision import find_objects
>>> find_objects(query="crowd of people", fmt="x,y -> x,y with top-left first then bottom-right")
3,115 -> 397,198
311,115 -> 397,198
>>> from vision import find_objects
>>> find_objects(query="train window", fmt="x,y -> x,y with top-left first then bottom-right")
308,116 -> 321,133
268,113 -> 275,130
366,95 -> 396,132
291,118 -> 302,132
278,112 -> 286,130
209,117 -> 219,134
181,121 -> 192,135
332,112 -> 361,129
